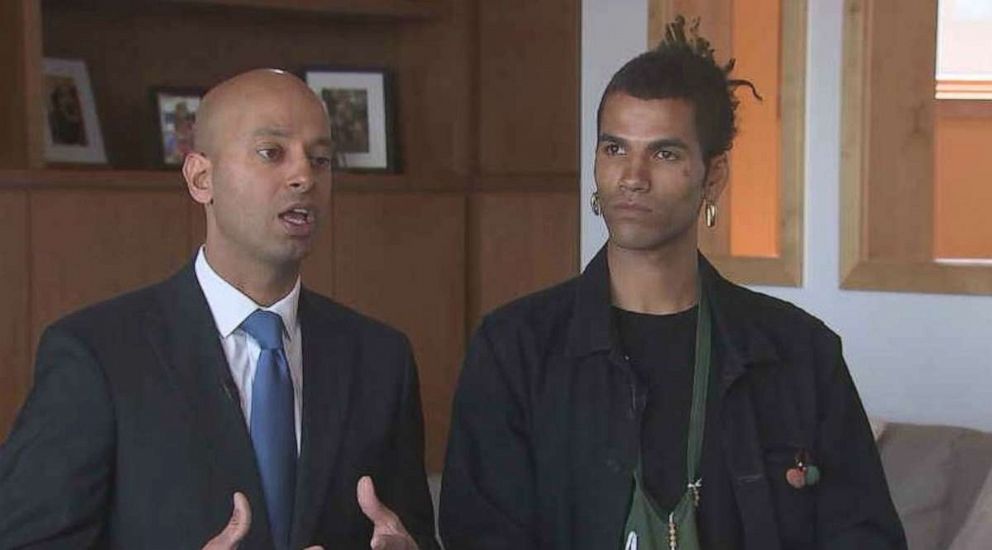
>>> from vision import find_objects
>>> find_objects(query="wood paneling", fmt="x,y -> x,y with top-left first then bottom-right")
934,107 -> 992,259
729,0 -> 780,257
30,189 -> 191,346
163,0 -> 442,19
473,174 -> 577,193
841,0 -> 992,295
0,1 -> 42,169
42,2 -> 399,169
331,192 -> 465,472
0,192 -> 30,439
0,169 -> 184,190
863,0 -> 937,261
478,0 -> 579,177
468,191 -> 579,328
396,0 -> 474,182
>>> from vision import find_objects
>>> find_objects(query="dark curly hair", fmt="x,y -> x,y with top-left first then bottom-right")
596,15 -> 760,162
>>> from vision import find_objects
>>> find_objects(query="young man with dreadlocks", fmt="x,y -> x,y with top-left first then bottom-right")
438,17 -> 905,550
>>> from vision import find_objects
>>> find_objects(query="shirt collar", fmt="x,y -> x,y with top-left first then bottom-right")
194,246 -> 300,340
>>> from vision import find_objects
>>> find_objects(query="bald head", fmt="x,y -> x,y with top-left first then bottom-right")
194,69 -> 329,157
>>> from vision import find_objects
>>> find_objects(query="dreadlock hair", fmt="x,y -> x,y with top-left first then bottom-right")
596,15 -> 761,163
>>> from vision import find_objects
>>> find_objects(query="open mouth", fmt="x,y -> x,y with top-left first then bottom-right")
279,207 -> 313,226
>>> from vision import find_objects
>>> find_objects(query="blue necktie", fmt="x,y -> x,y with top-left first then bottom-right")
242,310 -> 296,550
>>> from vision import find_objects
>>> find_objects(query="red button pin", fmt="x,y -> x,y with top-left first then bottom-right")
786,467 -> 806,489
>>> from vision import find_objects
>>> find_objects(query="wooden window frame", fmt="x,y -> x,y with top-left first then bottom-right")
648,0 -> 806,287
840,0 -> 992,295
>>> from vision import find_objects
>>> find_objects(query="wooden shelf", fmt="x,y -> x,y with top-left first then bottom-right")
164,0 -> 442,19
50,0 -> 445,21
0,169 -> 184,190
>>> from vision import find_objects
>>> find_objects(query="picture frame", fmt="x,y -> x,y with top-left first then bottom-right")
303,67 -> 397,172
151,87 -> 205,167
42,58 -> 106,165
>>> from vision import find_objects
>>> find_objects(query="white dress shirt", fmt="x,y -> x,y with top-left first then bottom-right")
194,247 -> 303,453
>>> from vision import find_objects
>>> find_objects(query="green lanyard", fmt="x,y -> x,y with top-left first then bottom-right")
621,284 -> 712,550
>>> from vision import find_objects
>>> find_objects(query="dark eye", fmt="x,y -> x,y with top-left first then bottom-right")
656,149 -> 679,161
601,142 -> 623,156
310,156 -> 332,170
257,147 -> 282,162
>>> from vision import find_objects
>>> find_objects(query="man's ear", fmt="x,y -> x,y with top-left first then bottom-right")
703,153 -> 729,203
183,151 -> 213,205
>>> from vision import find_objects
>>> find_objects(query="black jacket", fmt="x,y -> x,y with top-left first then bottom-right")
439,248 -> 905,550
0,262 -> 438,549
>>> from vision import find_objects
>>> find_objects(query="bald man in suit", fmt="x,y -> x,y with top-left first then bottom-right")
0,69 -> 437,550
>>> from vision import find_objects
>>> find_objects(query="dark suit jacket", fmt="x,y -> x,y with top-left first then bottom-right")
0,262 -> 439,549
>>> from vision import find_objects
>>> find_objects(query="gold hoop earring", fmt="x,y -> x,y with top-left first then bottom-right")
590,191 -> 601,216
704,201 -> 717,228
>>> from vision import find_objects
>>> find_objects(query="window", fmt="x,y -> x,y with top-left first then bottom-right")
649,0 -> 806,286
841,0 -> 992,294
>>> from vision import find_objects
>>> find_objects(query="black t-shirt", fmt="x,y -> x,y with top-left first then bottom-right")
612,305 -> 698,511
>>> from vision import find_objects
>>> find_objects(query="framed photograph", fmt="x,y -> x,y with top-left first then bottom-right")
152,87 -> 204,167
42,58 -> 106,164
304,67 -> 396,171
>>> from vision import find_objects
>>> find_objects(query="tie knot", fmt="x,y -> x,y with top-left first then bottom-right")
241,310 -> 285,350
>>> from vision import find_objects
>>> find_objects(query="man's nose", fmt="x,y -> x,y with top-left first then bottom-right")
618,156 -> 649,192
287,152 -> 315,192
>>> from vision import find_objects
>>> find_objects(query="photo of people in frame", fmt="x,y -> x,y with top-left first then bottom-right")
46,76 -> 88,147
304,68 -> 393,171
155,91 -> 202,166
320,88 -> 371,154
42,58 -> 106,164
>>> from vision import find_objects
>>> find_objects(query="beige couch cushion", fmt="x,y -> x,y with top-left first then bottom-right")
949,466 -> 992,550
876,423 -> 992,550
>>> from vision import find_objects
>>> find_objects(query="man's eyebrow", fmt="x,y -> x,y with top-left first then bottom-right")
646,138 -> 689,150
598,133 -> 690,151
311,136 -> 334,148
598,132 -> 627,144
252,127 -> 290,139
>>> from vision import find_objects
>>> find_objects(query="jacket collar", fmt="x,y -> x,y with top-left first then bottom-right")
566,245 -> 779,377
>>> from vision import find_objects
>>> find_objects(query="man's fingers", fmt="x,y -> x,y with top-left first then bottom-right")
225,492 -> 252,542
202,492 -> 252,550
357,477 -> 417,548
357,476 -> 396,528
371,534 -> 417,550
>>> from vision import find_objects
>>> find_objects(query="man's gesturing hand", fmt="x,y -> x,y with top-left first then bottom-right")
202,492 -> 323,550
357,476 -> 419,550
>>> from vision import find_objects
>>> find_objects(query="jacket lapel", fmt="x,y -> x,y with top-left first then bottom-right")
290,290 -> 358,548
144,263 -> 273,547
699,258 -> 786,549
698,257 -> 779,393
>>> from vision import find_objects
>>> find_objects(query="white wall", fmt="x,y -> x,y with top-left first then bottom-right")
580,0 -> 992,431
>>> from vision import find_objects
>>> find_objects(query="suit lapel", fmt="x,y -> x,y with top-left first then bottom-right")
291,290 -> 358,548
144,263 -> 274,547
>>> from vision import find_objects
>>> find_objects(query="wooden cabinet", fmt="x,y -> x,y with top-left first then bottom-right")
0,0 -> 579,471
1,0 -> 457,180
